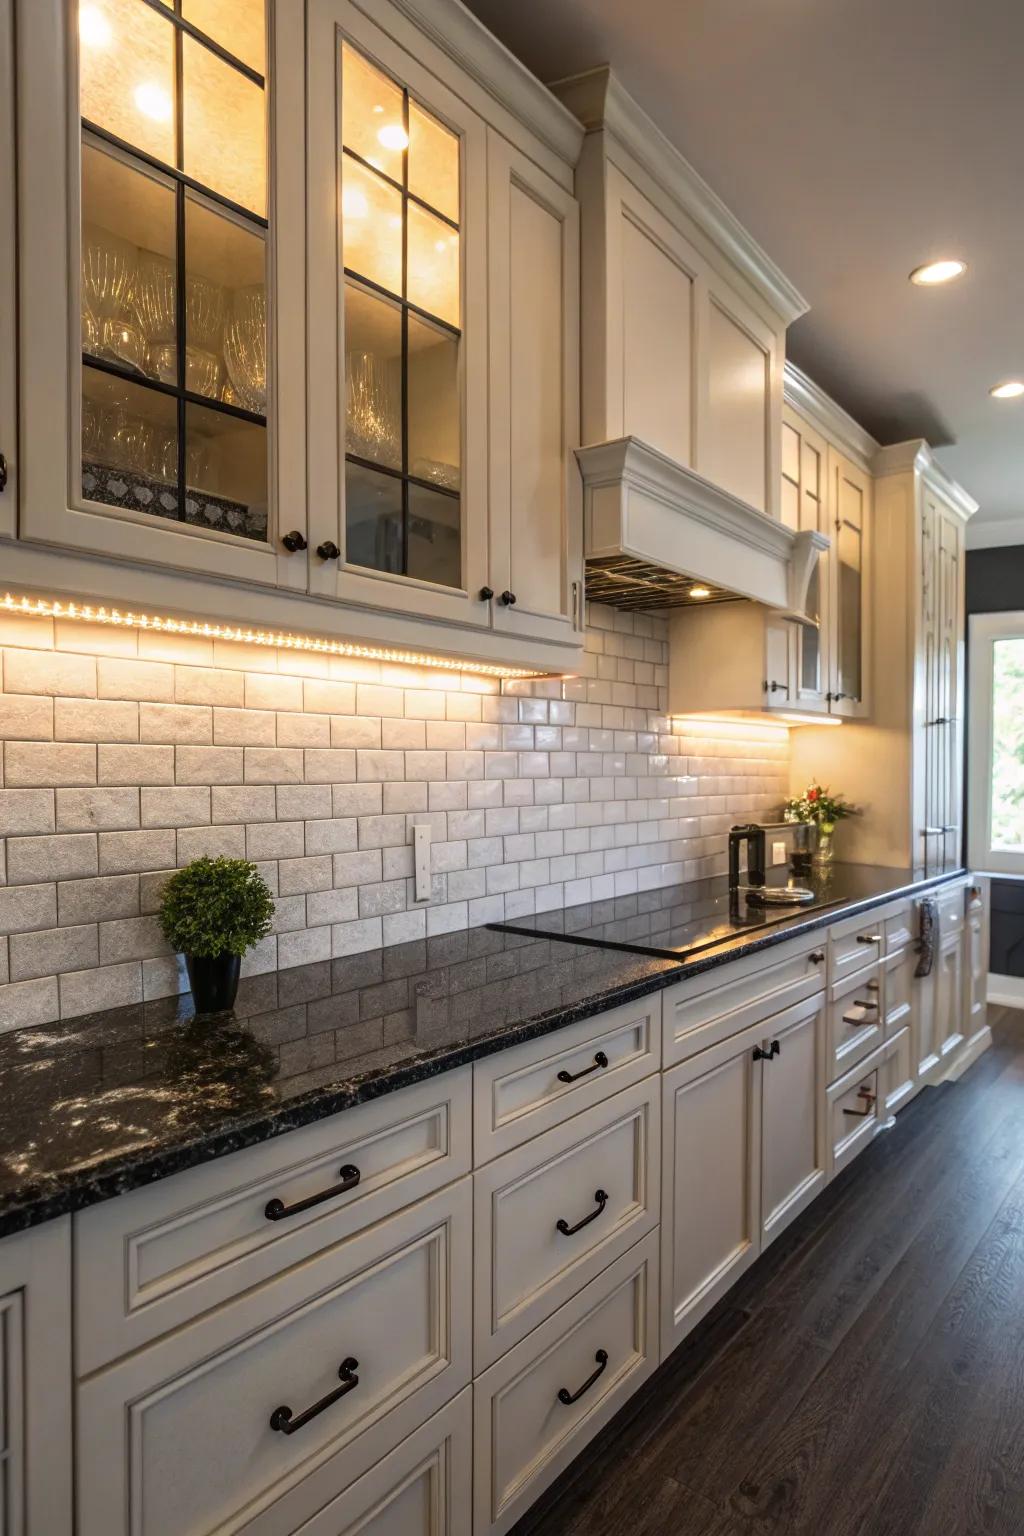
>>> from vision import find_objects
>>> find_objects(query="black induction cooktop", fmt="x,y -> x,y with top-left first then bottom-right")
489,871 -> 846,962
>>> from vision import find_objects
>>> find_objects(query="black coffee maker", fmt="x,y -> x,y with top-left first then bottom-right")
728,823 -> 766,891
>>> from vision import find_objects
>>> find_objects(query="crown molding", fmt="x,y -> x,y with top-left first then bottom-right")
783,362 -> 878,469
577,436 -> 826,614
553,67 -> 808,326
377,0 -> 585,165
873,440 -> 979,520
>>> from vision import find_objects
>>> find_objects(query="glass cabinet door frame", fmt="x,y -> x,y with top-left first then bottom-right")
826,444 -> 872,719
780,404 -> 830,715
16,0 -> 306,589
306,0 -> 490,629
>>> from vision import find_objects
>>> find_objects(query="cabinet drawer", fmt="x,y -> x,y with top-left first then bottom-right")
472,997 -> 660,1163
663,932 -> 824,1067
884,1025 -> 916,1116
473,1078 -> 660,1370
937,883 -> 966,940
883,947 -> 915,1040
827,1042 -> 888,1178
237,1389 -> 472,1536
883,902 -> 914,955
828,911 -> 885,984
77,1180 -> 472,1536
827,964 -> 883,1082
473,1231 -> 659,1536
75,1069 -> 472,1373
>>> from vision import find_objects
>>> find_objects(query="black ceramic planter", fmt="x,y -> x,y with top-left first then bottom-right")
185,952 -> 242,1016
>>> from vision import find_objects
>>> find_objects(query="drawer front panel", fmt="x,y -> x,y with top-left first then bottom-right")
937,883 -> 965,940
883,903 -> 914,955
473,997 -> 660,1163
827,1044 -> 888,1178
75,1070 -> 472,1373
474,1078 -> 659,1370
663,933 -> 823,1067
884,948 -> 915,1040
237,1389 -> 472,1536
827,964 -> 883,1081
473,1232 -> 659,1536
884,1025 -> 916,1116
77,1181 -> 472,1536
829,914 -> 884,984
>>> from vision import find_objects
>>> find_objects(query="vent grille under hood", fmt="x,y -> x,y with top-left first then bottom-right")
577,436 -> 828,617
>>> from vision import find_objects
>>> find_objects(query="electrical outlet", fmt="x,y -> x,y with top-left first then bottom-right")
772,840 -> 788,866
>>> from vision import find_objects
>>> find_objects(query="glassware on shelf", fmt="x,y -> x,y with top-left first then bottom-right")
410,456 -> 459,491
222,284 -> 266,414
82,222 -> 146,371
346,350 -> 401,467
186,270 -> 226,352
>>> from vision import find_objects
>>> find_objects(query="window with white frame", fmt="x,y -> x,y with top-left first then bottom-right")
968,610 -> 1024,875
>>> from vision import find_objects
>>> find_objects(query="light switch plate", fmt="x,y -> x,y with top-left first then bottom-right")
772,840 -> 788,866
413,822 -> 432,901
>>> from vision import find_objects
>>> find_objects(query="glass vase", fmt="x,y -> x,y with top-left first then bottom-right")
814,822 -> 836,866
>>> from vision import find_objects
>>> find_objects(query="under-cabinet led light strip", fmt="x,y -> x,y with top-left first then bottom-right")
0,594 -> 545,681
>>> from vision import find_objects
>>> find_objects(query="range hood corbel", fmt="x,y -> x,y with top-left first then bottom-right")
577,436 -> 829,616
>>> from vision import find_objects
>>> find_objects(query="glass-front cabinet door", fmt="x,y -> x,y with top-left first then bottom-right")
827,446 -> 871,718
0,0 -> 15,541
18,0 -> 306,587
780,405 -> 829,714
306,0 -> 490,627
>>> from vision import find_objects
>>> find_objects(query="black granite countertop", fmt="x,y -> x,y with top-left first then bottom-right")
0,863 -> 965,1238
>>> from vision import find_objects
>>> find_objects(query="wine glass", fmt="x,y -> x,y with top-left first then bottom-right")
223,285 -> 267,414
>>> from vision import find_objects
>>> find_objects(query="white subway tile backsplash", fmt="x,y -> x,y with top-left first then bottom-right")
0,603 -> 789,1021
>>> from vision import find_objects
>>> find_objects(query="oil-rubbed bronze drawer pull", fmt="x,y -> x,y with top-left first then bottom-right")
557,1050 -> 609,1084
843,1088 -> 877,1118
270,1357 -> 359,1434
752,1040 -> 781,1062
557,1349 -> 608,1406
265,1164 -> 361,1221
557,1189 -> 609,1236
841,1012 -> 876,1027
856,934 -> 882,945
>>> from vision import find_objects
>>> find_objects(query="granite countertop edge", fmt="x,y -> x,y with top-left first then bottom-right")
0,866 -> 966,1239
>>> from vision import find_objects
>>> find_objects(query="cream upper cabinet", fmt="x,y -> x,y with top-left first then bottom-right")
0,0 -> 14,541
557,67 -> 804,523
17,0 -> 307,589
923,495 -> 965,872
828,446 -> 872,718
486,132 -> 582,645
781,405 -> 830,713
305,0 -> 583,648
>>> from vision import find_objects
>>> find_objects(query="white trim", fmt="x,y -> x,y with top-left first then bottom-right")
552,67 -> 808,326
967,610 -> 1024,876
988,974 -> 1024,1010
782,363 -> 877,471
942,1025 -> 993,1079
577,435 -> 827,612
378,0 -> 584,165
873,440 -> 979,521
966,515 -> 1024,551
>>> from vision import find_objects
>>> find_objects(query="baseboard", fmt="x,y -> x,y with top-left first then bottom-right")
942,1026 -> 993,1082
987,973 -> 1024,1009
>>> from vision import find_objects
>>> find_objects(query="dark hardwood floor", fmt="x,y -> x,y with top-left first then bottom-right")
514,1007 -> 1024,1536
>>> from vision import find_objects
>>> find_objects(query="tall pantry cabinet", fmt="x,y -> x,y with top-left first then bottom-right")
790,438 -> 977,872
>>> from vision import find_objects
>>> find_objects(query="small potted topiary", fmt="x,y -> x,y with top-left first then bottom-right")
159,856 -> 275,1016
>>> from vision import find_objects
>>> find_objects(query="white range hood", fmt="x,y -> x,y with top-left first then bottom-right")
577,436 -> 828,618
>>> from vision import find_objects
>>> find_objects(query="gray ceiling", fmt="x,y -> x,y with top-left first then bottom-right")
464,0 -> 1024,523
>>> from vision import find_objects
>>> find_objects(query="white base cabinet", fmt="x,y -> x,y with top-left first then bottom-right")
660,991 -> 825,1357
0,1218 -> 73,1536
0,878 -> 987,1536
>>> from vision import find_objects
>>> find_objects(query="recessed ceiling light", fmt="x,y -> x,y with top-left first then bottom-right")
909,259 -> 967,286
990,380 -> 1024,400
689,585 -> 711,599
